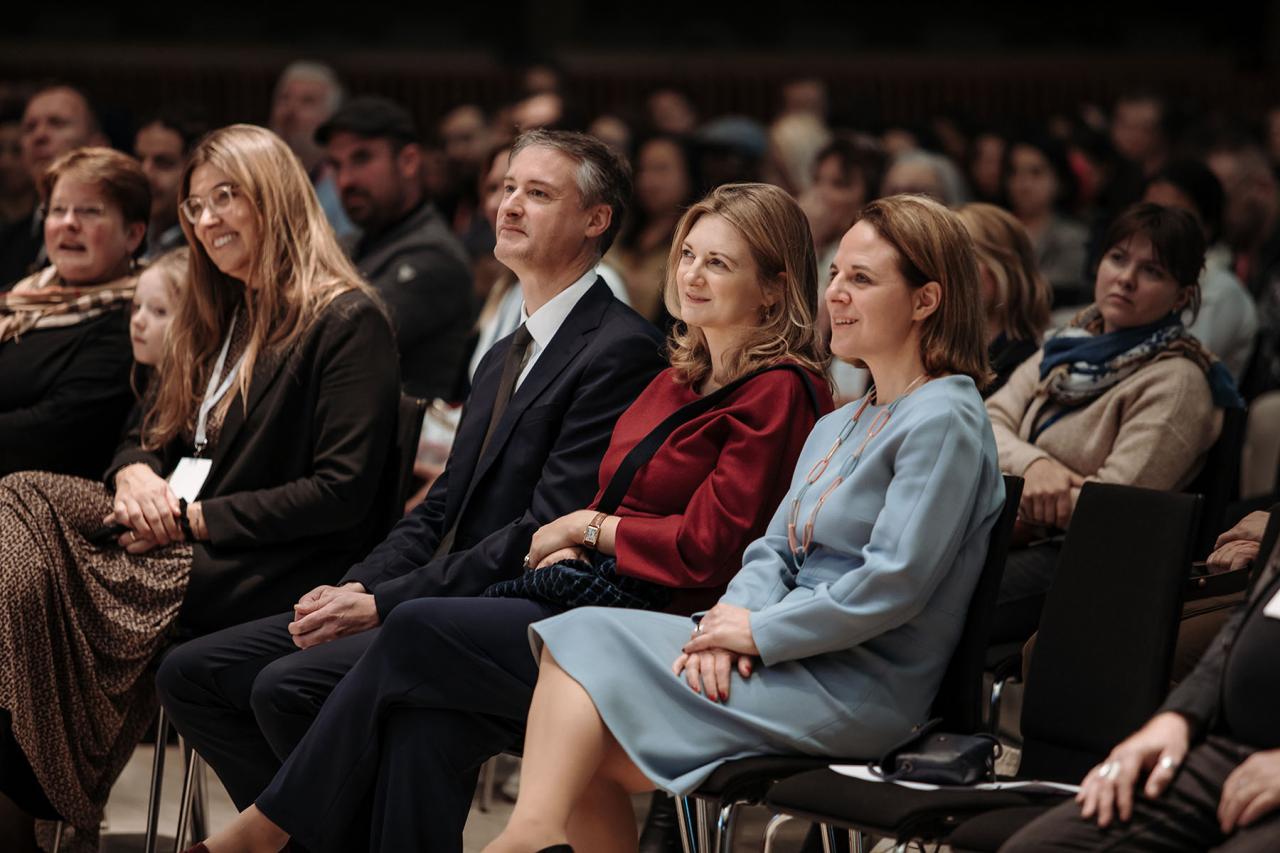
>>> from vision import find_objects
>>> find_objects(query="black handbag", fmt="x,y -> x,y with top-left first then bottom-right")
870,719 -> 1002,786
480,364 -> 822,611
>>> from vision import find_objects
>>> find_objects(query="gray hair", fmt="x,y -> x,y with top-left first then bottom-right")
510,129 -> 633,256
886,150 -> 971,208
274,60 -> 345,114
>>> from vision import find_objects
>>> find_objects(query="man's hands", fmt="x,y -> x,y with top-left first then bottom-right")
1207,511 -> 1269,574
1020,457 -> 1085,530
288,582 -> 380,649
1077,712 -> 1191,827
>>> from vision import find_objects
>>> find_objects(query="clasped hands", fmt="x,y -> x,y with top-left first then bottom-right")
671,602 -> 759,704
1206,511 -> 1268,574
288,581 -> 380,649
1077,711 -> 1280,834
524,510 -> 598,569
1018,457 -> 1085,531
106,463 -> 206,554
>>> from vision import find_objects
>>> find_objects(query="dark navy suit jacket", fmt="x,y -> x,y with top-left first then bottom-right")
344,278 -> 666,618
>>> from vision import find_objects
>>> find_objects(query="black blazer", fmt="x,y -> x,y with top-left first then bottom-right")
0,307 -> 135,479
108,290 -> 401,634
344,278 -> 666,618
1160,503 -> 1280,738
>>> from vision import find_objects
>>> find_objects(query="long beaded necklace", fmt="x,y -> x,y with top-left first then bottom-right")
786,373 -> 929,567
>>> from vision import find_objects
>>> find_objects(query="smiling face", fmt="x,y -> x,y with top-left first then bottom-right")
493,145 -> 606,276
675,213 -> 770,336
1093,233 -> 1190,333
186,162 -> 260,283
43,176 -> 144,285
130,265 -> 177,365
825,220 -> 927,363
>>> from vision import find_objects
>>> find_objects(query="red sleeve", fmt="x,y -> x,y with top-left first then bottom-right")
613,369 -> 832,589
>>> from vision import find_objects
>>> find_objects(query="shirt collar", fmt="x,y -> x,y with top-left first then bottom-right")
519,268 -> 598,350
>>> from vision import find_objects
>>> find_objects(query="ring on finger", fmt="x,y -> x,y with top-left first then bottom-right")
695,623 -> 704,634
1097,761 -> 1118,779
1159,756 -> 1176,771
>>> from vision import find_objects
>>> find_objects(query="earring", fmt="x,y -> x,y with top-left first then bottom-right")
759,304 -> 772,323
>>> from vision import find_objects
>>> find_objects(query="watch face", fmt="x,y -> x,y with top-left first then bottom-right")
584,526 -> 600,547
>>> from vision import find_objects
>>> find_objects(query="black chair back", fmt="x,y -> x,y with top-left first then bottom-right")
1187,405 -> 1247,559
1018,482 -> 1201,783
932,475 -> 1024,734
365,394 -> 427,546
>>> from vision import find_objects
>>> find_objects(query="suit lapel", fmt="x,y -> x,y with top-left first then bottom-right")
461,278 -> 612,502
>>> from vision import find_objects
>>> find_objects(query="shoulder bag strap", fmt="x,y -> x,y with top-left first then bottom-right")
596,364 -> 821,514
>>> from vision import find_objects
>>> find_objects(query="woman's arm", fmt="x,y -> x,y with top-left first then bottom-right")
747,403 -> 1000,666
985,349 -> 1056,476
198,299 -> 401,547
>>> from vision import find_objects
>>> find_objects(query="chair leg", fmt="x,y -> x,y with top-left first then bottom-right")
190,754 -> 208,841
694,798 -> 713,853
675,796 -> 698,853
820,823 -> 839,853
173,745 -> 200,853
143,707 -> 169,853
850,829 -> 867,853
52,821 -> 64,853
988,676 -> 1008,734
714,800 -> 739,853
761,812 -> 792,853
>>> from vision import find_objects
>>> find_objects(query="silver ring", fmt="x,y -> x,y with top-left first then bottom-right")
1097,761 -> 1117,779
1159,756 -> 1176,771
695,623 -> 704,635
522,555 -> 531,569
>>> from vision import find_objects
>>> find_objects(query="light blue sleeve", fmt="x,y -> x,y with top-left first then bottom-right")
747,404 -> 997,666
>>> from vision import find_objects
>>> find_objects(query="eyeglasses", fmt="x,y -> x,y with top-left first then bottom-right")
41,203 -> 108,223
179,183 -> 241,225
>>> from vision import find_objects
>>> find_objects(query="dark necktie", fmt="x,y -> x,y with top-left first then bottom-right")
433,324 -> 534,558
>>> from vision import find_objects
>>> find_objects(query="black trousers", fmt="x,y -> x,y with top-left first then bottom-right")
156,611 -> 381,809
253,596 -> 556,853
1001,735 -> 1280,852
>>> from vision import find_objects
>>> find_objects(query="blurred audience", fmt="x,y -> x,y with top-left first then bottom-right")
1004,135 -> 1090,305
606,134 -> 699,323
133,106 -> 207,260
0,147 -> 144,480
882,149 -> 969,207
1111,90 -> 1172,178
268,60 -> 355,240
0,83 -> 107,288
318,95 -> 475,399
957,203 -> 1053,395
0,98 -> 33,228
648,88 -> 698,136
969,128 -> 1007,204
1144,159 -> 1258,380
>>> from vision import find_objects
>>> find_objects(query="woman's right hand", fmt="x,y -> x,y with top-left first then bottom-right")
672,648 -> 754,703
111,463 -> 183,545
1020,457 -> 1086,530
1077,712 -> 1191,827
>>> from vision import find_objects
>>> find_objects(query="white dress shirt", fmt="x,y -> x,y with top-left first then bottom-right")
515,268 -> 599,389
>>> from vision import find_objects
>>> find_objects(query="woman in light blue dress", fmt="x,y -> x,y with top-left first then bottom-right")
484,194 -> 1007,853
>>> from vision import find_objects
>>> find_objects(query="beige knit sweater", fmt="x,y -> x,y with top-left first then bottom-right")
986,349 -> 1223,490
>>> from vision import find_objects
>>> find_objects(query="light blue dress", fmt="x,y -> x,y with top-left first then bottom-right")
530,375 -> 1005,795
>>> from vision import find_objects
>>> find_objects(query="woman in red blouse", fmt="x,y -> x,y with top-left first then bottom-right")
188,182 -> 835,853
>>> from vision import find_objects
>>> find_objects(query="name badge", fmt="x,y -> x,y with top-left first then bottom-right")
1264,587 -> 1280,621
168,457 -> 213,504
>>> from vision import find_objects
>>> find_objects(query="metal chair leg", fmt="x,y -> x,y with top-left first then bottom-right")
714,800 -> 739,853
51,821 -> 64,853
820,823 -> 838,853
694,798 -> 713,853
190,755 -> 208,841
850,829 -> 866,853
143,707 -> 169,853
675,796 -> 698,853
761,812 -> 793,853
173,746 -> 200,853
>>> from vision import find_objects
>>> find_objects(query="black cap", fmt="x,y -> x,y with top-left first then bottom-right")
315,95 -> 418,146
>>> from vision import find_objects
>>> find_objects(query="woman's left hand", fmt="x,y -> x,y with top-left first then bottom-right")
535,546 -> 589,569
526,510 -> 596,568
1218,749 -> 1280,833
682,603 -> 760,657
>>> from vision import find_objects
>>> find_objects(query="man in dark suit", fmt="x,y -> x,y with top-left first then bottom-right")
157,129 -> 665,811
1003,505 -> 1280,852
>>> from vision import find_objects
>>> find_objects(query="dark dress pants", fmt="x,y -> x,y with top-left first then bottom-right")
1001,735 -> 1280,852
155,611 -> 380,809
255,596 -> 557,853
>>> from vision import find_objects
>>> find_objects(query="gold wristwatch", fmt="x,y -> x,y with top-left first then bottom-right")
582,512 -> 609,549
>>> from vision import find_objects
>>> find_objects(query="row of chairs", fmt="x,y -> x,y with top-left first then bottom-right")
676,480 -> 1208,852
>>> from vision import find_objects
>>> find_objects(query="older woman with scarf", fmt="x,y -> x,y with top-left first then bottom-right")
987,202 -> 1242,644
0,147 -> 144,479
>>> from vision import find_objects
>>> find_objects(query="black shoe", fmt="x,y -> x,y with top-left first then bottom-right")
638,791 -> 682,853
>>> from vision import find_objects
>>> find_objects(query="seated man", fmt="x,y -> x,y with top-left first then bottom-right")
318,95 -> 476,400
1004,503 -> 1280,852
157,129 -> 666,810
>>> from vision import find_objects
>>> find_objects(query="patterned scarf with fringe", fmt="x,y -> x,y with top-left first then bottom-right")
0,266 -> 136,344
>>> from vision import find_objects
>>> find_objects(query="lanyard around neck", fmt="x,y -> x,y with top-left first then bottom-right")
195,311 -> 247,455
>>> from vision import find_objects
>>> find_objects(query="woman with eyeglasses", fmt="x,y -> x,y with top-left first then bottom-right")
0,125 -> 399,850
0,147 -> 144,481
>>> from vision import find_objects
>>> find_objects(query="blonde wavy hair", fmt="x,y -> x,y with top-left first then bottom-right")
664,183 -> 829,389
955,203 -> 1051,343
144,124 -> 372,448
